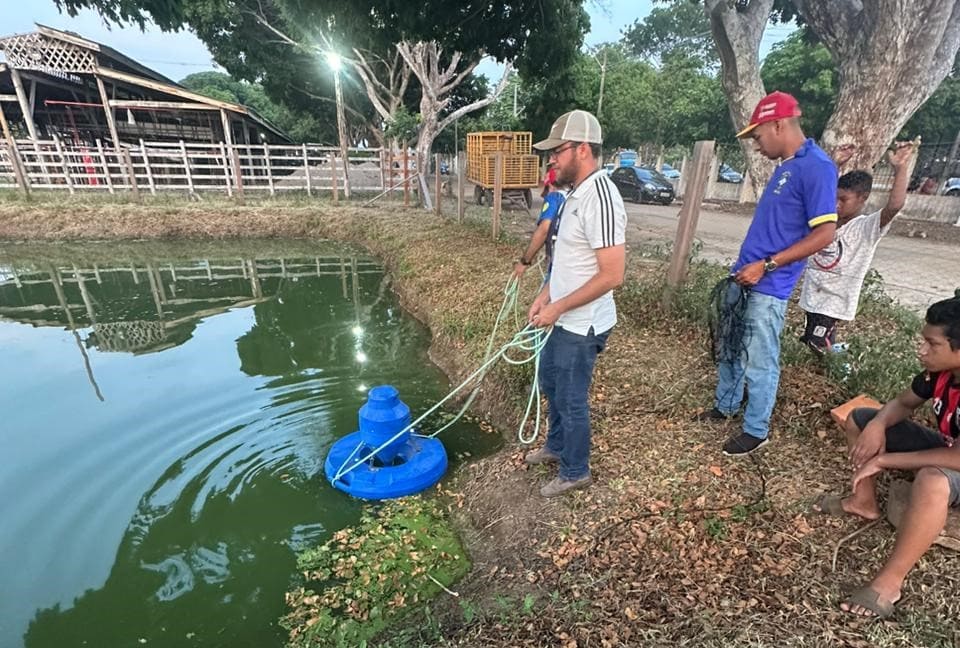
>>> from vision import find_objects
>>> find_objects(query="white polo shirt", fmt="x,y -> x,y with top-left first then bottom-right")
550,168 -> 627,336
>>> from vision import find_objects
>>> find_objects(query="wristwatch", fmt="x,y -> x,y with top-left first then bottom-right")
763,256 -> 778,272
518,257 -> 532,266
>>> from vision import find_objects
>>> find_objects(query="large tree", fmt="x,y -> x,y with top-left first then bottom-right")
698,0 -> 960,190
791,0 -> 960,170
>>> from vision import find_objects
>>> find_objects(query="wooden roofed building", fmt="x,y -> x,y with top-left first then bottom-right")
0,24 -> 290,148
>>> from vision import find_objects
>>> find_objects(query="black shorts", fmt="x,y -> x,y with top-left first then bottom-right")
851,407 -> 947,452
800,311 -> 838,352
851,407 -> 960,505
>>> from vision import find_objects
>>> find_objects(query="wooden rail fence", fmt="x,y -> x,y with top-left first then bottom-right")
0,138 -> 417,197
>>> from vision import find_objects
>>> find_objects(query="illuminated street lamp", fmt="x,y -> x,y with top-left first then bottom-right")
326,51 -> 351,198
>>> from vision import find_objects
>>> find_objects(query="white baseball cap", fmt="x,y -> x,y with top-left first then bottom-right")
533,109 -> 603,150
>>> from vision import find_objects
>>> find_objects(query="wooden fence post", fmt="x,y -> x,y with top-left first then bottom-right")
121,147 -> 141,201
302,143 -> 312,196
379,149 -> 387,196
95,139 -> 114,194
264,142 -> 275,196
330,152 -> 339,204
180,140 -> 194,195
0,105 -> 30,196
220,142 -> 233,197
492,151 -> 503,240
664,140 -> 715,307
53,135 -> 75,195
402,149 -> 410,207
457,151 -> 465,223
388,149 -> 395,199
139,139 -> 156,195
231,146 -> 245,204
434,153 -> 442,216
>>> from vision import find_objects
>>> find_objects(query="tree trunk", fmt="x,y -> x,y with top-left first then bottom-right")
704,0 -> 776,198
794,0 -> 960,171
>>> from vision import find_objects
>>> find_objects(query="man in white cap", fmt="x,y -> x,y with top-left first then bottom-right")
523,109 -> 627,497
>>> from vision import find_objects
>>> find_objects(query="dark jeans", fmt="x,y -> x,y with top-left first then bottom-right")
540,325 -> 610,480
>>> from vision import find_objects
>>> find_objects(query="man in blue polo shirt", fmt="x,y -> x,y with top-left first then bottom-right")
698,91 -> 838,455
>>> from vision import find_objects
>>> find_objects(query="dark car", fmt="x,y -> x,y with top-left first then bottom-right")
609,166 -> 675,205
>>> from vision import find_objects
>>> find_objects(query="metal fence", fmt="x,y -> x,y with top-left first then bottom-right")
0,138 -> 419,198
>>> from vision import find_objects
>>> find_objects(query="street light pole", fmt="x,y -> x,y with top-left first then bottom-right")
326,51 -> 352,198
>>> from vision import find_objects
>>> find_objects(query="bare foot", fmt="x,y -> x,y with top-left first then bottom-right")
812,494 -> 881,520
840,496 -> 881,521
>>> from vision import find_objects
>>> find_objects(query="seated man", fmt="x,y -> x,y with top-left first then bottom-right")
815,295 -> 960,618
798,142 -> 914,352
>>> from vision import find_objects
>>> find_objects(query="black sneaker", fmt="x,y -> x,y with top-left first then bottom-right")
691,407 -> 733,423
722,433 -> 768,456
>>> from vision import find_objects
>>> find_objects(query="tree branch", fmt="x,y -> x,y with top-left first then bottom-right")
437,62 -> 513,133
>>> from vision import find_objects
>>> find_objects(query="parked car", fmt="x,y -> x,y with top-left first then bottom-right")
942,177 -> 960,196
718,163 -> 743,183
659,163 -> 681,179
609,165 -> 675,205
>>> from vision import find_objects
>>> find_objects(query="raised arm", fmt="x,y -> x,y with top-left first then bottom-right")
880,141 -> 916,228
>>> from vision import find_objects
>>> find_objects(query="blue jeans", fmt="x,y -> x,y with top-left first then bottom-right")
714,284 -> 788,440
539,326 -> 610,480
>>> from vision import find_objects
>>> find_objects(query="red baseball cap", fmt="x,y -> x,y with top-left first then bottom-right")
736,91 -> 802,138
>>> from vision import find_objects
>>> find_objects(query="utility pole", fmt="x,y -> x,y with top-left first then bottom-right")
594,49 -> 608,119
327,52 -> 352,198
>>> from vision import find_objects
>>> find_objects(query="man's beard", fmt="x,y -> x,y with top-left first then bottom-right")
556,159 -> 579,186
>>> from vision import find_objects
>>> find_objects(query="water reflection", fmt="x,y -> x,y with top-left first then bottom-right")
0,245 -> 500,648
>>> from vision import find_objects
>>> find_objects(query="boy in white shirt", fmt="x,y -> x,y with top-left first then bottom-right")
799,142 -> 915,352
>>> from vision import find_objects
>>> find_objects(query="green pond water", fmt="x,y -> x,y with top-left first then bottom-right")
0,240 -> 500,648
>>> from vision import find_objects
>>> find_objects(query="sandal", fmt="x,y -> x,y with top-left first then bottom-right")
841,586 -> 898,619
812,494 -> 846,516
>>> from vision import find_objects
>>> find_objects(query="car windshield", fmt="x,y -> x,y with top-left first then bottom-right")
636,168 -> 669,184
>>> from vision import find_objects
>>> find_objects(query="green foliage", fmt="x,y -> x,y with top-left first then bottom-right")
384,107 -> 421,146
826,270 -> 923,403
622,1 -> 716,68
900,58 -> 960,142
761,30 -> 837,139
281,496 -> 470,648
53,0 -> 185,30
179,72 -> 325,142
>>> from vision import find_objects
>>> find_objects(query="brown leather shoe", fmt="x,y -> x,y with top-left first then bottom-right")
524,447 -> 560,465
540,475 -> 592,497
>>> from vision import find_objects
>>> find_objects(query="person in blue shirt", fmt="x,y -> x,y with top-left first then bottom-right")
513,188 -> 566,278
695,91 -> 838,456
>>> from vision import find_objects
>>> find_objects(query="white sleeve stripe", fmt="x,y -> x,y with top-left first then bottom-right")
595,176 -> 615,247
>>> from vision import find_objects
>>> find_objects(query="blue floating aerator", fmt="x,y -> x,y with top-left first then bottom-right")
324,385 -> 448,500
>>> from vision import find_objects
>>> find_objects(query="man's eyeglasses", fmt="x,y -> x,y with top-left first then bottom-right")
549,142 -> 579,158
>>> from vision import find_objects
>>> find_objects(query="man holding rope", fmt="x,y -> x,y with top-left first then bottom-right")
523,109 -> 627,497
696,92 -> 838,456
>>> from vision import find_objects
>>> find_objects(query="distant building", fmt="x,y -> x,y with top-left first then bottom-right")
0,24 -> 290,146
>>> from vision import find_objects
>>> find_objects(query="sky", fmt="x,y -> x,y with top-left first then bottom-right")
2,0 -> 794,84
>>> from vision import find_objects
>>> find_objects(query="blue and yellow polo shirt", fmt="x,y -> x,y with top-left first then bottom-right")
732,138 -> 838,299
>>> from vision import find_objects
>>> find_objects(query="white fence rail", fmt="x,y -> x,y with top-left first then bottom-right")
0,138 -> 419,197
